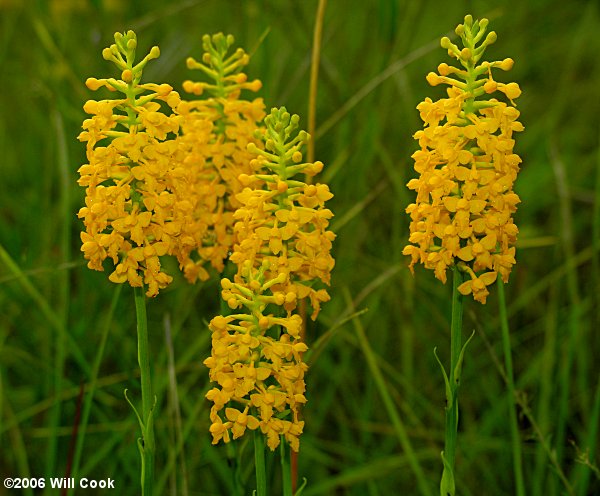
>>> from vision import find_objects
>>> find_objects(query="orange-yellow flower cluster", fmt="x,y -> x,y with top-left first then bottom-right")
204,108 -> 335,451
78,32 -> 266,295
176,33 -> 265,280
403,16 -> 523,303
78,31 -> 185,297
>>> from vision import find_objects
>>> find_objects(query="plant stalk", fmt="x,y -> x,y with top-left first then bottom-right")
254,429 -> 267,496
281,438 -> 293,496
134,286 -> 155,496
440,266 -> 465,496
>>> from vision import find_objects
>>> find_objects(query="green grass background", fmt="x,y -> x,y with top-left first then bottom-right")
1,0 -> 599,494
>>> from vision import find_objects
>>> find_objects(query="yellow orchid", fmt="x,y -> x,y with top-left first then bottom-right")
404,16 -> 523,303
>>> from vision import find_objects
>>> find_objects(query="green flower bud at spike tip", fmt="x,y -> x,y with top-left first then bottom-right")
184,32 -> 260,99
485,31 -> 497,46
440,36 -> 452,49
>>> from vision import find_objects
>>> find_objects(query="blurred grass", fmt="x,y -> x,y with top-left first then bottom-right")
0,0 -> 599,494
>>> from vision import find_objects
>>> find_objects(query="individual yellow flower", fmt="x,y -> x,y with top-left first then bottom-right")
403,16 -> 523,304
77,31 -> 188,297
204,108 -> 334,452
174,33 -> 266,281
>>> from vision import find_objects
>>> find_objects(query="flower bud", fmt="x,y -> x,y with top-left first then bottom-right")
148,46 -> 160,60
500,58 -> 514,71
438,63 -> 451,76
121,69 -> 133,83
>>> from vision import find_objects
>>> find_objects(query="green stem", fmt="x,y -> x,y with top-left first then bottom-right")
134,286 -> 155,496
497,277 -> 525,496
281,437 -> 293,496
254,429 -> 267,496
440,266 -> 464,496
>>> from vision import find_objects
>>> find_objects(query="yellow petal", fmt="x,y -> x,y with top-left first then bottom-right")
471,218 -> 486,233
108,270 -> 128,284
257,367 -> 271,381
225,408 -> 240,422
481,234 -> 497,250
457,246 -> 474,261
457,280 -> 473,295
469,200 -> 486,214
274,209 -> 290,222
443,196 -> 459,212
455,166 -> 470,181
281,224 -> 296,240
255,227 -> 271,240
153,241 -> 169,256
480,271 -> 498,285
247,416 -> 260,430
270,237 -> 282,254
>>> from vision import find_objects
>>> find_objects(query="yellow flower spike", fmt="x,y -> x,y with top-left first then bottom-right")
205,107 -> 335,452
176,34 -> 266,281
78,31 -> 189,297
404,15 -> 523,304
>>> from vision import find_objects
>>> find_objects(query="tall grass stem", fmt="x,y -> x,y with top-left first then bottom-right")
307,0 -> 327,165
576,126 -> 600,496
551,143 -> 583,490
44,108 -> 71,482
163,314 -> 189,496
69,285 -> 122,493
346,290 -> 432,496
0,244 -> 89,375
497,278 -> 525,496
